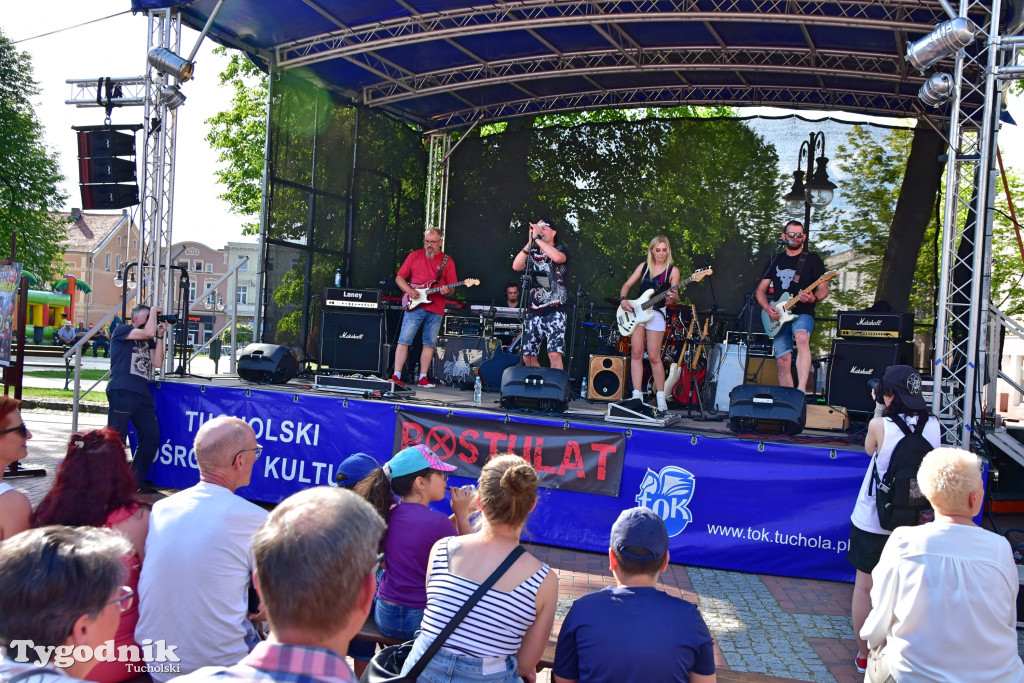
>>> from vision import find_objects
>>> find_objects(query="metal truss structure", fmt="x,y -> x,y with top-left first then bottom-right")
932,0 -> 1022,446
65,9 -> 186,375
425,134 -> 452,246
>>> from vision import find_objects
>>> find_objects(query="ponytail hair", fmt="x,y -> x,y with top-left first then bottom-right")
354,468 -> 395,523
478,454 -> 538,528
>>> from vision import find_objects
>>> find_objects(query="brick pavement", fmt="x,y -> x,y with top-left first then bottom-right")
7,407 -> 1024,683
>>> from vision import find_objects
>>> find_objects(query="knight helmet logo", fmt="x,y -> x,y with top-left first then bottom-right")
635,466 -> 695,537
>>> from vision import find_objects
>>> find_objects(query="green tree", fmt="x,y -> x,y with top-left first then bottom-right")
205,48 -> 268,235
993,167 -> 1024,316
0,29 -> 70,281
221,323 -> 253,346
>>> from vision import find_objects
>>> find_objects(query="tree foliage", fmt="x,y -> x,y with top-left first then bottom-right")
205,48 -> 267,235
0,29 -> 71,282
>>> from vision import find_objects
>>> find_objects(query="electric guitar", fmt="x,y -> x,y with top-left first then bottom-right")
674,306 -> 710,405
616,268 -> 712,336
761,270 -> 839,338
402,278 -> 480,311
663,310 -> 696,402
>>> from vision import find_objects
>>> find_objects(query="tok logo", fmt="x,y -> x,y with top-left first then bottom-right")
635,466 -> 694,536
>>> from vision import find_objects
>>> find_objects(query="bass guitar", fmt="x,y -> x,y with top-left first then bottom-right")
402,278 -> 480,311
616,268 -> 712,336
761,270 -> 838,338
478,333 -> 522,389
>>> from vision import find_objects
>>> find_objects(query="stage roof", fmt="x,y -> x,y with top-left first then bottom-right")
132,0 -> 992,131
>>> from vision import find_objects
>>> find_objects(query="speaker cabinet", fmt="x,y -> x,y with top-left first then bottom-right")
745,355 -> 779,385
320,310 -> 385,374
500,367 -> 571,412
587,355 -> 629,401
728,385 -> 806,435
826,340 -> 913,417
237,344 -> 299,384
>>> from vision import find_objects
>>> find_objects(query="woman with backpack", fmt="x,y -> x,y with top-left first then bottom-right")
848,365 -> 941,674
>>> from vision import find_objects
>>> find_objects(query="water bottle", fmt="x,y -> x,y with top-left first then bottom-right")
473,374 -> 482,405
334,268 -> 341,287
580,377 -> 588,399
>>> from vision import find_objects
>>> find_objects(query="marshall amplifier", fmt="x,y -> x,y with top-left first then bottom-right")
837,311 -> 914,340
323,287 -> 381,310
319,310 -> 386,373
826,339 -> 913,417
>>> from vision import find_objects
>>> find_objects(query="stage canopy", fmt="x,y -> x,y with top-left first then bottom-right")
130,0 -> 994,131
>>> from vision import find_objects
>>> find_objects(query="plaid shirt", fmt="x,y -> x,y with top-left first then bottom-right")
177,641 -> 358,683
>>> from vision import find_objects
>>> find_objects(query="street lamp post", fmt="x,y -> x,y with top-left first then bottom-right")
113,262 -> 140,322
782,131 -> 837,236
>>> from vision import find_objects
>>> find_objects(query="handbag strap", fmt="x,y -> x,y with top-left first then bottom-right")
405,544 -> 527,679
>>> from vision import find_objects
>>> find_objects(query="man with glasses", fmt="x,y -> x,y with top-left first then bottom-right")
391,227 -> 457,388
0,526 -> 132,682
136,417 -> 268,681
177,487 -> 385,683
755,220 -> 828,393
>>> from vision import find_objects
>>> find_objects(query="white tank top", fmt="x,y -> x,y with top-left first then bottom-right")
850,415 -> 941,535
0,482 -> 13,497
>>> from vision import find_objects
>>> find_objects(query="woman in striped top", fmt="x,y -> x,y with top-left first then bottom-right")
400,454 -> 558,683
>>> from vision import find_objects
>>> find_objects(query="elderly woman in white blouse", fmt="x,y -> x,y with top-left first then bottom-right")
861,447 -> 1024,683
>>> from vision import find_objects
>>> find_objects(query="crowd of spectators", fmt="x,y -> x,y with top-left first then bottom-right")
1,387 -> 1023,683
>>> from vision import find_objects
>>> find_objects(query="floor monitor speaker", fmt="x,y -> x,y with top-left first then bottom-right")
237,344 -> 299,384
826,340 -> 913,417
587,355 -> 629,401
727,384 -> 806,435
500,366 -> 570,412
320,310 -> 385,374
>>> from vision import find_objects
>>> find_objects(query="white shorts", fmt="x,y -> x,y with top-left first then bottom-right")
641,310 -> 666,333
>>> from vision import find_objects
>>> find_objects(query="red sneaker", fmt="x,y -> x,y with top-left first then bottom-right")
417,376 -> 435,388
855,656 -> 867,674
390,374 -> 406,388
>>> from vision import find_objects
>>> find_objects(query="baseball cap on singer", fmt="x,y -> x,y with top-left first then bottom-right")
611,507 -> 669,562
530,219 -> 554,230
384,444 -> 456,480
881,364 -> 926,411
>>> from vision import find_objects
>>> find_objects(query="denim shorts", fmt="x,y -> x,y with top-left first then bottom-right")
398,308 -> 443,348
375,598 -> 424,641
400,635 -> 519,683
773,313 -> 814,358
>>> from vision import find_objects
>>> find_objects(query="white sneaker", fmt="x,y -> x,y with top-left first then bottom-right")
631,390 -> 643,400
656,391 -> 668,412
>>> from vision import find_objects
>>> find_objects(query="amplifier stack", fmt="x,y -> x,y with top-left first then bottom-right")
826,310 -> 915,417
320,287 -> 386,374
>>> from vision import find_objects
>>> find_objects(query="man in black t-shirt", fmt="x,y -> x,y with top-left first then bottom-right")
754,220 -> 828,393
512,219 -> 569,369
107,304 -> 170,490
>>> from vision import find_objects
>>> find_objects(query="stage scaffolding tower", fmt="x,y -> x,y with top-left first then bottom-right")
933,0 -> 1021,447
425,133 -> 452,248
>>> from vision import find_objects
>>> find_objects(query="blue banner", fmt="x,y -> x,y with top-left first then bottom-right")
151,382 -> 863,581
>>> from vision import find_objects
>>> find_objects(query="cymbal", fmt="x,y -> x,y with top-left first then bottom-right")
604,297 -> 623,306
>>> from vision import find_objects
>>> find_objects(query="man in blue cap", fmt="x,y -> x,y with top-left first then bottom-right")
553,507 -> 716,683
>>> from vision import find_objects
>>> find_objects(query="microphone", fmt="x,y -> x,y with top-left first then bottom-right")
779,238 -> 790,247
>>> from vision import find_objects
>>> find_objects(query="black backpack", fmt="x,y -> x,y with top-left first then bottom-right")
873,414 -> 934,531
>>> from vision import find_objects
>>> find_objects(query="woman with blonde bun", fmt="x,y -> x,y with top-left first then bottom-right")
400,454 -> 558,683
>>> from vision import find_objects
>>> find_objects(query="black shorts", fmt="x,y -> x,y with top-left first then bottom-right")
846,522 -> 890,574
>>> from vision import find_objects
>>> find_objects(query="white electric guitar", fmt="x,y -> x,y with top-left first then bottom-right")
402,278 -> 480,311
761,270 -> 838,338
616,269 -> 712,337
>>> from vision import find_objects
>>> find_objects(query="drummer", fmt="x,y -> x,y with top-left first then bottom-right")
618,236 -> 680,411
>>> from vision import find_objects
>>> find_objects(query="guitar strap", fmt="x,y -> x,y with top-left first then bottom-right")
428,253 -> 451,288
792,251 -> 809,287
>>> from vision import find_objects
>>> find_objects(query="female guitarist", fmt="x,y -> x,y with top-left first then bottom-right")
618,236 -> 680,411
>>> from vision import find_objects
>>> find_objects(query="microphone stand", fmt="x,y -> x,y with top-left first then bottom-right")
741,241 -> 788,384
517,237 -> 538,367
566,284 -> 586,390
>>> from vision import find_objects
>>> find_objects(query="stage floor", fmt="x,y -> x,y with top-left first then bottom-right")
186,372 -> 867,450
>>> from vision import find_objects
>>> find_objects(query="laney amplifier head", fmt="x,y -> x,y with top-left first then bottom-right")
323,287 -> 381,309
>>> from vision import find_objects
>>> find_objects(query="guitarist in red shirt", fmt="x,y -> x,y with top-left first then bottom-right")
754,221 -> 828,393
391,228 -> 457,387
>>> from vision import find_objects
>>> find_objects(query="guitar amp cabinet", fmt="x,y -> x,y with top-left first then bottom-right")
319,310 -> 386,374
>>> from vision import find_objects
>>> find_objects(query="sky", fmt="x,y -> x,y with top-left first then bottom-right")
3,2 -> 1023,253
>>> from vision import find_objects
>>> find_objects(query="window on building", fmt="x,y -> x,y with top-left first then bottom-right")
116,256 -> 122,272
105,254 -> 111,271
206,282 -> 216,305
193,260 -> 204,272
206,264 -> 213,273
237,255 -> 249,271
188,282 -> 196,302
117,236 -> 122,247
237,286 -> 248,305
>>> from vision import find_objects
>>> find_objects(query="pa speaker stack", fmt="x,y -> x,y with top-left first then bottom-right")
826,311 -> 915,417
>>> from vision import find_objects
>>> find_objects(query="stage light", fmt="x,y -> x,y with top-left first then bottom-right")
783,170 -> 807,218
919,72 -> 957,107
148,47 -> 195,82
906,17 -> 979,73
804,157 -> 837,209
159,85 -> 186,110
